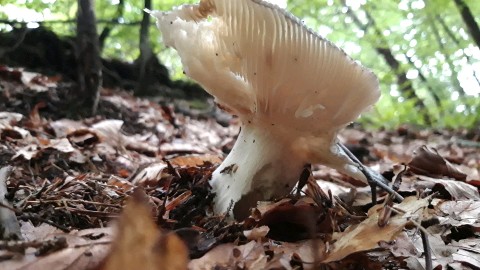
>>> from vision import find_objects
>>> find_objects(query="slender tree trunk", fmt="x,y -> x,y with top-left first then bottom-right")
453,0 -> 480,49
135,0 -> 154,95
77,0 -> 101,114
99,0 -> 124,51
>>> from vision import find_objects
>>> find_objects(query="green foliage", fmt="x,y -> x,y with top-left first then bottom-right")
0,0 -> 479,129
288,0 -> 480,129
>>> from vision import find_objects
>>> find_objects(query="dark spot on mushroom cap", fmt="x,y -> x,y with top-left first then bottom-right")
253,139 -> 255,143
216,53 -> 218,56
170,21 -> 173,24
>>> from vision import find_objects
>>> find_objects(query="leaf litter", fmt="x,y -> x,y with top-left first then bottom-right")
0,68 -> 479,269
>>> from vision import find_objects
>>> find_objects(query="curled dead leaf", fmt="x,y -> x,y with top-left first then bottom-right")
408,145 -> 467,181
100,188 -> 188,270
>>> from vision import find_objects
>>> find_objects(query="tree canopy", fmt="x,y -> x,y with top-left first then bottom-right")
0,0 -> 479,128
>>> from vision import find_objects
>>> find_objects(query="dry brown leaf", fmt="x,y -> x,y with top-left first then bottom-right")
378,231 -> 418,257
408,145 -> 467,181
131,162 -> 168,184
67,129 -> 100,147
418,175 -> 480,200
189,241 -> 267,270
243,226 -> 269,241
411,234 -> 457,269
1,227 -> 113,270
323,196 -> 428,263
100,188 -> 188,270
49,119 -> 88,138
12,138 -> 76,161
169,154 -> 222,167
436,200 -> 480,226
452,248 -> 480,269
0,112 -> 23,126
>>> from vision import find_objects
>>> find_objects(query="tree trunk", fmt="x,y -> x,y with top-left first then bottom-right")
453,0 -> 480,49
135,0 -> 155,96
99,0 -> 124,51
76,0 -> 101,114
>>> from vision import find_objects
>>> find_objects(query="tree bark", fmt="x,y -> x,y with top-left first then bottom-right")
99,0 -> 125,51
135,0 -> 155,96
77,0 -> 101,114
453,0 -> 480,49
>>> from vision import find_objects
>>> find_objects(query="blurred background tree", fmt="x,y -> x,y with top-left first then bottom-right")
0,0 -> 479,129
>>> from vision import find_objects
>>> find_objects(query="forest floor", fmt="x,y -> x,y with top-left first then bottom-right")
0,66 -> 480,270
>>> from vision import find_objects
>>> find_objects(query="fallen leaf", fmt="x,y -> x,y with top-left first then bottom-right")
1,226 -> 113,270
169,154 -> 222,167
436,200 -> 480,227
243,226 -> 269,241
418,175 -> 480,200
0,112 -> 23,126
131,162 -> 168,184
189,241 -> 267,270
452,248 -> 480,269
323,196 -> 428,263
408,145 -> 467,181
100,188 -> 188,270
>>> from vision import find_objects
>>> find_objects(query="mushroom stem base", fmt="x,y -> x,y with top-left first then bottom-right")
210,124 -> 304,220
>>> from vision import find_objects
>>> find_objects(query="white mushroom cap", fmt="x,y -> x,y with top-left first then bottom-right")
152,0 -> 380,219
153,0 -> 379,132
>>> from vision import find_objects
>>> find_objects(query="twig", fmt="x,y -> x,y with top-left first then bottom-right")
421,230 -> 433,270
19,212 -> 71,232
378,166 -> 406,227
64,207 -> 120,218
26,199 -> 122,208
337,143 -> 404,202
0,166 -> 21,240
387,205 -> 434,270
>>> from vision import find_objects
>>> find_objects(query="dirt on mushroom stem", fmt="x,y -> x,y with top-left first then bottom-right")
210,120 -> 311,220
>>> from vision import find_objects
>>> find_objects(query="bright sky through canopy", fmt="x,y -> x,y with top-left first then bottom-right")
264,0 -> 287,8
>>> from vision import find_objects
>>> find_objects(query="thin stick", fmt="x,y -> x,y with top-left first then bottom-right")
337,143 -> 404,202
421,230 -> 433,270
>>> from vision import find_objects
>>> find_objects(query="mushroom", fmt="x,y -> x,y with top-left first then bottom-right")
152,0 -> 396,219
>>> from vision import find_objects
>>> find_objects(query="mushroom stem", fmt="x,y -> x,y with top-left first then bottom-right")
210,123 -> 305,219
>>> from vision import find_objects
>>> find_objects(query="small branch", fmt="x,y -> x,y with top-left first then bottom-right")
337,143 -> 404,202
421,230 -> 433,270
0,19 -> 145,26
18,212 -> 71,233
